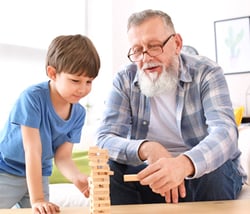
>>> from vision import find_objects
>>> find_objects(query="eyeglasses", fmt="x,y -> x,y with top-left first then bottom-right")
127,34 -> 175,62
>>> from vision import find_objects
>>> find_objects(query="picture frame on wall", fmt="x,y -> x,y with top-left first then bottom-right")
214,16 -> 250,75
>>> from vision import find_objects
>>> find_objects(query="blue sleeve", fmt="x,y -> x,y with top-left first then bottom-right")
10,88 -> 42,128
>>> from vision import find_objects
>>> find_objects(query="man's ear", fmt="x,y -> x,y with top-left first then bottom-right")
46,66 -> 57,80
174,33 -> 183,55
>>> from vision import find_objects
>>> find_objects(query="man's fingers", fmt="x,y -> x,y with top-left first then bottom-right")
164,191 -> 171,203
164,188 -> 179,203
179,182 -> 186,198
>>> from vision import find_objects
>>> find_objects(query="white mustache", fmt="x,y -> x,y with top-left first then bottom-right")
142,62 -> 163,69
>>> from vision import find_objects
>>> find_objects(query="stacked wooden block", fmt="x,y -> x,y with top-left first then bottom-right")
88,146 -> 113,214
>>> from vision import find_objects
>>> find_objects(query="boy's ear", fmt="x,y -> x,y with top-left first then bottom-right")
46,66 -> 57,80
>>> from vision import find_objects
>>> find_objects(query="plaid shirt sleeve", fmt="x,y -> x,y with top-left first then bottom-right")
179,55 -> 240,178
96,64 -> 149,165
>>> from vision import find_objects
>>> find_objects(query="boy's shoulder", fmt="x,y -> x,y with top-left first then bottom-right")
18,81 -> 50,104
22,81 -> 49,95
27,81 -> 49,91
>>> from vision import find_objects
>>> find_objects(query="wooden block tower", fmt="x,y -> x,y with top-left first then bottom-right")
88,146 -> 113,214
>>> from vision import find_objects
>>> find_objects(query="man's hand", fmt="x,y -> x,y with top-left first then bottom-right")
32,201 -> 60,214
137,141 -> 194,203
138,141 -> 172,163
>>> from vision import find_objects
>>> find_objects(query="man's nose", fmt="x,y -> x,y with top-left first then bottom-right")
142,51 -> 153,62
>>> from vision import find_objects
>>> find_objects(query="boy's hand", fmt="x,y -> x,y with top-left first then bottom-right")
83,187 -> 90,198
32,201 -> 60,214
73,173 -> 90,197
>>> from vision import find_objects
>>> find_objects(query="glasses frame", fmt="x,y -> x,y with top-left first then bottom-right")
127,34 -> 175,62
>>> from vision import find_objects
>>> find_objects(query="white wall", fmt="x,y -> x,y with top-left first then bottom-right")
0,44 -> 47,129
77,0 -> 114,149
0,0 -> 87,49
85,0 -> 113,124
111,0 -> 250,116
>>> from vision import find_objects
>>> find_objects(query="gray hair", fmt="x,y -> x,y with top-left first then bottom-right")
127,9 -> 175,32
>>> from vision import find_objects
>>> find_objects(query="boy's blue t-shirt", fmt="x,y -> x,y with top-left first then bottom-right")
0,81 -> 86,176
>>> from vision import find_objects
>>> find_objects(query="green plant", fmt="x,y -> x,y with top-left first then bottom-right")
224,26 -> 244,58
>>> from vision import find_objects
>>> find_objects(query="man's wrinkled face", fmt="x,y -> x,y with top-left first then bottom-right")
127,17 -> 180,97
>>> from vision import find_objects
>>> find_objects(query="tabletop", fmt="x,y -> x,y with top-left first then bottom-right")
1,199 -> 250,214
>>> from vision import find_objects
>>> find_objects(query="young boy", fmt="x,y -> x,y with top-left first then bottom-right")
0,34 -> 100,213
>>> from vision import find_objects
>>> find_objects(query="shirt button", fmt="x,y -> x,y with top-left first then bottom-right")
142,121 -> 148,125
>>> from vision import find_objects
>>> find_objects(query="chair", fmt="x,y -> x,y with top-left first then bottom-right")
181,45 -> 199,55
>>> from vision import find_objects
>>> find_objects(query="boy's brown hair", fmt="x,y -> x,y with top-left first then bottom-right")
46,34 -> 100,78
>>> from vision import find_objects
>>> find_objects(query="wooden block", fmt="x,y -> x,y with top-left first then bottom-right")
89,162 -> 109,167
124,174 -> 139,182
88,146 -> 112,214
88,146 -> 109,156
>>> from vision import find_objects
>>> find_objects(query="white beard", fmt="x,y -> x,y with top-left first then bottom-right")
138,62 -> 178,97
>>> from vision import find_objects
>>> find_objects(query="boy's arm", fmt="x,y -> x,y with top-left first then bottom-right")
21,125 -> 44,204
54,142 -> 89,196
21,125 -> 60,213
